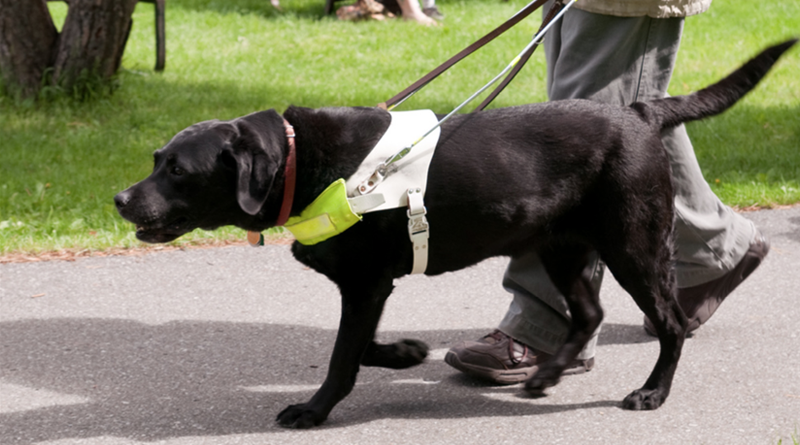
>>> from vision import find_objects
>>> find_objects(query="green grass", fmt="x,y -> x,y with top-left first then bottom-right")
1,0 -> 799,254
778,429 -> 800,445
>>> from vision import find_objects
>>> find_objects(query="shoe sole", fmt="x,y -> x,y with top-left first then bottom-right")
444,351 -> 594,385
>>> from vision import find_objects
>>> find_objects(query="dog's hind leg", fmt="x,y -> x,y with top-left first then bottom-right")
524,243 -> 604,395
600,218 -> 687,410
276,274 -> 394,428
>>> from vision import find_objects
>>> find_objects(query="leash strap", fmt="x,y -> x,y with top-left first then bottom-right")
474,0 -> 565,111
359,0 -> 576,197
407,188 -> 429,274
379,0 -> 550,110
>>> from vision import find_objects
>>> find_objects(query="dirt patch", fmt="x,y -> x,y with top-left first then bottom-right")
0,235 -> 295,264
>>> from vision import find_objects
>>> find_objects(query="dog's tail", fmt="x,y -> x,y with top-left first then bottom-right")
646,38 -> 797,130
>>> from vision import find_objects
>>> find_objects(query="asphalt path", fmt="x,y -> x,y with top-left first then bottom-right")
2,207 -> 799,445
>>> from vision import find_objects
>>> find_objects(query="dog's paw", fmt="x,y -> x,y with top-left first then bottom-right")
523,371 -> 560,397
393,338 -> 429,365
523,363 -> 564,396
621,388 -> 666,410
276,403 -> 327,429
361,339 -> 429,369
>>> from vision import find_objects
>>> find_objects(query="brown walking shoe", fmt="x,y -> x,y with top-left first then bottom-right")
644,229 -> 770,336
444,330 -> 594,385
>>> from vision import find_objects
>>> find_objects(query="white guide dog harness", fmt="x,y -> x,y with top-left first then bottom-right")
249,110 -> 439,275
345,109 -> 439,274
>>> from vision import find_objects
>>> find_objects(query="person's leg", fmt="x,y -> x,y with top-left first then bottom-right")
446,5 -> 768,383
641,124 -> 769,334
497,251 -> 603,359
666,126 -> 756,285
498,7 -> 669,350
395,0 -> 436,25
520,5 -> 765,330
444,251 -> 601,384
420,0 -> 443,20
447,8 -> 663,384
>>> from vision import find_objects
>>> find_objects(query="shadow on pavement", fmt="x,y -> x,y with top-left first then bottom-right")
0,318 -> 650,443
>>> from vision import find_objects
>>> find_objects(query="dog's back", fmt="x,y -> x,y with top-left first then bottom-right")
419,39 -> 796,273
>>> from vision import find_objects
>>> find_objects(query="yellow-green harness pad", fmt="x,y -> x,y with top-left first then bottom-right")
283,179 -> 361,245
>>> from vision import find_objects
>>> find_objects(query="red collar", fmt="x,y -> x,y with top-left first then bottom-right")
246,119 -> 296,246
275,119 -> 296,227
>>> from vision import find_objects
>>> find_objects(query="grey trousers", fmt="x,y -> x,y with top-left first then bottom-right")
497,5 -> 756,360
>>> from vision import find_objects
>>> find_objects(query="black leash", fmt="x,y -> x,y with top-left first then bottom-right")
475,0 -> 565,111
379,0 -> 566,111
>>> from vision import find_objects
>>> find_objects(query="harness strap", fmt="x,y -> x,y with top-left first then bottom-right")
379,0 -> 550,110
348,193 -> 385,214
407,188 -> 429,275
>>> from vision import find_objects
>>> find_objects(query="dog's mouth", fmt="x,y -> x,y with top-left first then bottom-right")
135,216 -> 190,243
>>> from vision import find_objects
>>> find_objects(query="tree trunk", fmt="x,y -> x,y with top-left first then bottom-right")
53,0 -> 138,89
0,0 -> 58,97
0,0 -> 138,99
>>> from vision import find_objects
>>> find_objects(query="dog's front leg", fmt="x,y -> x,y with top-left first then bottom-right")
276,276 -> 394,428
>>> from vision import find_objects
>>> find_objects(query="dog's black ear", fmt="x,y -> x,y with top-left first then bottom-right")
229,110 -> 285,216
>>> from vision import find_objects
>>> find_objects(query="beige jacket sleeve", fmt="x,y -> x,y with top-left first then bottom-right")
573,0 -> 711,18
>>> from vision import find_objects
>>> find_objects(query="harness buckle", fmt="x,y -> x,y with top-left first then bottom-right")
406,188 -> 429,275
355,162 -> 400,196
407,206 -> 429,235
355,163 -> 388,196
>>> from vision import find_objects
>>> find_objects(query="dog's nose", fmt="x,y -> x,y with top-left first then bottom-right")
114,191 -> 131,209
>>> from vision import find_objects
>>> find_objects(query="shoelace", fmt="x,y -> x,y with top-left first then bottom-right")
486,330 -> 528,365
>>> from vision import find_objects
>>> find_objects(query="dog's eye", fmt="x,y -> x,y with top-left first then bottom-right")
171,167 -> 185,176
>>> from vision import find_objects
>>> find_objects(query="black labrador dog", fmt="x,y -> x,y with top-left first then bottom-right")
115,40 -> 795,428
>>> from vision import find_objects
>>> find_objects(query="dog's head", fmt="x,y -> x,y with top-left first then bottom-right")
114,110 -> 286,243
